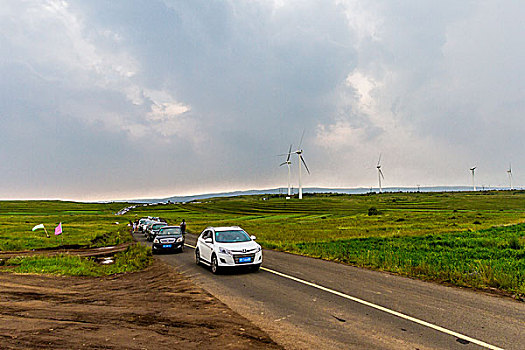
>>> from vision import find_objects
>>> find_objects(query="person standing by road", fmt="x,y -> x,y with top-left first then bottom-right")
180,219 -> 186,234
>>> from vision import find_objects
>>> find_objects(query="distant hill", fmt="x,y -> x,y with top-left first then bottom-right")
129,186 -> 515,204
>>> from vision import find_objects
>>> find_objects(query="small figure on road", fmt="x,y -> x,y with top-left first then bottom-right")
180,219 -> 186,234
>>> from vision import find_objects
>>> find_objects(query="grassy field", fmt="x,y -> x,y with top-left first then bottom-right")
0,200 -> 133,250
0,201 -> 151,275
1,191 -> 524,296
127,191 -> 525,296
3,244 -> 151,276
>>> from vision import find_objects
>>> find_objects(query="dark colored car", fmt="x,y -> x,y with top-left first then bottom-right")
146,222 -> 168,241
152,226 -> 185,254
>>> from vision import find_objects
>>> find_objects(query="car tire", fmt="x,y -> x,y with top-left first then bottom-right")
211,254 -> 220,274
178,245 -> 184,253
251,264 -> 261,272
195,249 -> 201,265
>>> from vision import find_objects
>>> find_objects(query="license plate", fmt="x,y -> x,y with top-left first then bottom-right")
239,257 -> 252,263
162,244 -> 172,248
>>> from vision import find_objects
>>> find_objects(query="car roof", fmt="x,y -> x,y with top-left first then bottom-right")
160,226 -> 180,229
207,226 -> 243,232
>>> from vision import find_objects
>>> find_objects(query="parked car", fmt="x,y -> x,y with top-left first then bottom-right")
146,222 -> 168,241
141,219 -> 157,233
195,226 -> 262,274
142,221 -> 154,236
137,218 -> 150,232
152,226 -> 185,253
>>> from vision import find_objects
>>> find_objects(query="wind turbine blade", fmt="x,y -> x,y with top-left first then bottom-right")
298,130 -> 305,149
300,155 -> 310,174
379,169 -> 384,179
377,153 -> 382,166
287,144 -> 292,162
279,162 -> 287,167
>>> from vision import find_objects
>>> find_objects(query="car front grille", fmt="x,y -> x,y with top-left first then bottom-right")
160,238 -> 176,243
233,253 -> 256,264
231,248 -> 257,254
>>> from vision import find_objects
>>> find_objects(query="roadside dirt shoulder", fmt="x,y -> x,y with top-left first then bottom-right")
0,260 -> 283,349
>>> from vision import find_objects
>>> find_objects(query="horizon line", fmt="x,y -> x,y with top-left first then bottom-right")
1,185 -> 522,203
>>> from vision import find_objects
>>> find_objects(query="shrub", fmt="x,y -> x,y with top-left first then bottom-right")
368,207 -> 381,216
508,236 -> 522,250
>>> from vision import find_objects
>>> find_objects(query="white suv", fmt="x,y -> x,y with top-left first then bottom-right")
195,226 -> 262,274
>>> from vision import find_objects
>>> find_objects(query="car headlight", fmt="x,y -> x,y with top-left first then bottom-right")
256,245 -> 262,253
176,236 -> 184,242
219,247 -> 232,256
153,238 -> 159,243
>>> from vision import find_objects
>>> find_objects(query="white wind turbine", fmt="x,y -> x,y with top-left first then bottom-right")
507,163 -> 513,190
279,144 -> 293,196
294,131 -> 310,199
376,154 -> 385,193
470,166 -> 477,191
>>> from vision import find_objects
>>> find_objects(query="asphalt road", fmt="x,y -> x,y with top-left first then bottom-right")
135,232 -> 524,350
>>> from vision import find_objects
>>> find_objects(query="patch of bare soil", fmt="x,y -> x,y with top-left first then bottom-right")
0,260 -> 283,349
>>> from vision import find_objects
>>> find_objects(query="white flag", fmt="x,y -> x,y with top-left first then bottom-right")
32,224 -> 45,231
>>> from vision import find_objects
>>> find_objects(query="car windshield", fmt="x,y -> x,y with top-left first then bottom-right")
158,228 -> 182,236
152,223 -> 167,230
215,230 -> 251,243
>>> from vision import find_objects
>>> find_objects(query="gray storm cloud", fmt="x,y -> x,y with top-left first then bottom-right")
0,0 -> 523,200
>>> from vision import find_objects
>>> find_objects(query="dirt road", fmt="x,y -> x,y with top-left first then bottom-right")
0,260 -> 282,349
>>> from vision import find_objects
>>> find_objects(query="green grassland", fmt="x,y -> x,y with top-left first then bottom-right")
3,244 -> 151,276
0,201 -> 151,275
129,191 -> 525,296
1,191 -> 524,296
0,200 -> 133,250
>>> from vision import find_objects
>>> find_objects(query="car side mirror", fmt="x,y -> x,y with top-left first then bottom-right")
250,235 -> 256,240
204,238 -> 213,244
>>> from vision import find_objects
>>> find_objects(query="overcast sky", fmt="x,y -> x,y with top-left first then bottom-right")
1,0 -> 523,200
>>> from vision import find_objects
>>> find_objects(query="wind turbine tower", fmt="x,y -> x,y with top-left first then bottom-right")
470,166 -> 477,191
294,132 -> 310,199
507,164 -> 513,190
377,154 -> 385,193
279,144 -> 293,196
